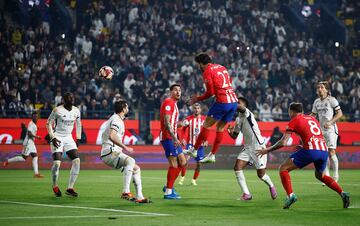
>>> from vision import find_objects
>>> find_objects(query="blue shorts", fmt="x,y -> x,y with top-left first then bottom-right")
290,149 -> 329,173
186,144 -> 205,162
161,139 -> 183,158
207,102 -> 238,122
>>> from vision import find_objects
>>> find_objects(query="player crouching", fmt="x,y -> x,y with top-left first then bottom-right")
100,100 -> 151,203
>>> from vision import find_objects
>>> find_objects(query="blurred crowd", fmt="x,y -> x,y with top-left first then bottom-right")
0,0 -> 359,122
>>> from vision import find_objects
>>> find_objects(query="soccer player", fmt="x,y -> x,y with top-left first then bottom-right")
310,81 -> 342,182
100,100 -> 151,203
178,103 -> 206,186
46,92 -> 81,197
186,53 -> 238,163
256,102 -> 350,209
228,97 -> 277,201
3,112 -> 44,178
160,84 -> 186,199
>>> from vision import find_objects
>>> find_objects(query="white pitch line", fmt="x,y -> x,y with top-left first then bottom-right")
0,200 -> 171,217
0,215 -> 163,220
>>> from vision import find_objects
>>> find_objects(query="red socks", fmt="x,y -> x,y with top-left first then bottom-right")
166,166 -> 182,189
194,127 -> 210,150
181,167 -> 187,177
321,175 -> 343,194
211,131 -> 224,154
280,170 -> 293,196
193,170 -> 200,180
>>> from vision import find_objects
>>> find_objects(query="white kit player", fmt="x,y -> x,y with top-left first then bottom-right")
227,97 -> 277,201
311,81 -> 343,182
3,112 -> 43,178
46,92 -> 81,197
101,100 -> 151,203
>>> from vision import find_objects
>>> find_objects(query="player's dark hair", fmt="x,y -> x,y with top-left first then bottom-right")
63,92 -> 72,99
195,53 -> 212,64
237,96 -> 249,108
170,84 -> 181,91
114,100 -> 127,113
289,102 -> 303,113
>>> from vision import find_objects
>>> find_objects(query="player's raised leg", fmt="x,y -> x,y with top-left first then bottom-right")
3,155 -> 26,167
314,152 -> 350,208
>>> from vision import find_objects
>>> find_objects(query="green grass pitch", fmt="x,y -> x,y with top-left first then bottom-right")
0,169 -> 359,226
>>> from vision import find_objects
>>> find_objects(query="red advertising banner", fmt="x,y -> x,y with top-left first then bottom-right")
0,119 -> 139,145
0,145 -> 359,169
150,121 -> 360,146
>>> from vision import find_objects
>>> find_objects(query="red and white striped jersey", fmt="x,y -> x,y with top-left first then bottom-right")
181,114 -> 206,145
197,63 -> 238,104
160,97 -> 179,141
286,114 -> 327,151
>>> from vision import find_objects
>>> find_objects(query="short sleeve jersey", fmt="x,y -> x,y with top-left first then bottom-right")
233,108 -> 266,148
287,114 -> 327,151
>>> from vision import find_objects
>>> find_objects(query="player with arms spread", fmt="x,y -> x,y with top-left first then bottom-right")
3,112 -> 43,178
101,100 -> 151,203
178,103 -> 206,186
257,102 -> 350,209
310,81 -> 342,182
186,53 -> 238,163
46,92 -> 81,197
228,97 -> 277,201
160,84 -> 186,199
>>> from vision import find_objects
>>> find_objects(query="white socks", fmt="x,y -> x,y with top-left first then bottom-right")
235,170 -> 250,195
32,156 -> 39,175
68,158 -> 80,189
123,157 -> 135,193
51,160 -> 61,187
132,168 -> 144,200
8,156 -> 25,163
330,154 -> 339,181
324,159 -> 330,177
261,174 -> 274,188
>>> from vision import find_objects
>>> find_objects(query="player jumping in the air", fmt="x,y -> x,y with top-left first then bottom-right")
186,53 -> 238,163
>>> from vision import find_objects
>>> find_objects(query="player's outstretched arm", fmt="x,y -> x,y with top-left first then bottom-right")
256,132 -> 292,157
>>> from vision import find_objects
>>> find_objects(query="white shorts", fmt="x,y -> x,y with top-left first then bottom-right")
22,142 -> 37,156
101,148 -> 133,169
51,135 -> 77,153
237,146 -> 267,169
323,131 -> 338,150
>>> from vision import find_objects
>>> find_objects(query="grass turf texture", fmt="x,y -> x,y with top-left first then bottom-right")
0,169 -> 359,226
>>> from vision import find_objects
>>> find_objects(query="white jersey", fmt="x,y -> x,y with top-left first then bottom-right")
101,113 -> 125,153
233,108 -> 266,148
23,120 -> 37,146
47,105 -> 81,138
312,96 -> 340,133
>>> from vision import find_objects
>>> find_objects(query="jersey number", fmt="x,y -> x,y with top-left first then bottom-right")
217,70 -> 232,88
308,120 -> 321,135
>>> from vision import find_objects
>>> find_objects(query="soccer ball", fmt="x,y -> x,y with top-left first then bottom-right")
99,66 -> 114,80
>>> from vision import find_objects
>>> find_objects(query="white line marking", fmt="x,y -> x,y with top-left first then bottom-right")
0,200 -> 170,217
0,215 -> 162,220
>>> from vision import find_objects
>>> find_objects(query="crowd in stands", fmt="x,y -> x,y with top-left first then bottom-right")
0,0 -> 359,123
